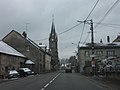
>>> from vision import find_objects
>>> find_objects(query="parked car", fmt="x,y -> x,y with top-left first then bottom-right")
18,68 -> 34,77
7,70 -> 19,79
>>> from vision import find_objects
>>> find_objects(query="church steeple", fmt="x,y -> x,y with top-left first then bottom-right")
49,15 -> 57,43
49,15 -> 59,71
51,15 -> 55,34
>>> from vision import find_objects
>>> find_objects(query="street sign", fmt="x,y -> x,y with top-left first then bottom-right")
90,54 -> 96,57
91,60 -> 95,67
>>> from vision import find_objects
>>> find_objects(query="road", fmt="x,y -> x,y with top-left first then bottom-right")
0,71 -> 117,90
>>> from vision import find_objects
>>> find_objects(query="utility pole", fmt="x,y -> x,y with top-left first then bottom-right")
78,19 -> 95,75
77,19 -> 95,56
90,19 -> 96,76
90,19 -> 94,56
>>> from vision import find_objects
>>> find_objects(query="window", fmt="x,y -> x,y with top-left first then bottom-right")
96,51 -> 103,56
40,53 -> 42,61
26,45 -> 30,51
106,50 -> 115,57
85,51 -> 89,57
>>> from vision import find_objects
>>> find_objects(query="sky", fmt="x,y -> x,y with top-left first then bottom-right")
0,0 -> 120,59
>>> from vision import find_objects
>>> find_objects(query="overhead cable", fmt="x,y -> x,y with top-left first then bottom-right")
58,23 -> 82,35
94,0 -> 120,29
86,0 -> 100,20
78,0 -> 100,45
34,23 -> 82,42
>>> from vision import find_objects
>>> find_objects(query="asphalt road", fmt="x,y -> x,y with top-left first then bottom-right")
0,71 -> 118,90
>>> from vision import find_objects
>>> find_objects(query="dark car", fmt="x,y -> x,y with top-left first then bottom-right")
18,68 -> 34,77
7,70 -> 19,79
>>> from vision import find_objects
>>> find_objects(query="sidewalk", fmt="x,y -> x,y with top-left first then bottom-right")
85,75 -> 120,90
0,79 -> 9,83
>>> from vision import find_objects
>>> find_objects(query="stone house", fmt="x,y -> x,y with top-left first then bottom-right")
78,35 -> 120,74
2,30 -> 51,74
0,41 -> 25,78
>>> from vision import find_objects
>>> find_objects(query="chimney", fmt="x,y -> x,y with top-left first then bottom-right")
39,43 -> 42,45
100,39 -> 103,43
107,36 -> 110,43
22,31 -> 27,38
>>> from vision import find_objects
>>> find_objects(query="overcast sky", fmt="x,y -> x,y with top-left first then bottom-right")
0,0 -> 120,59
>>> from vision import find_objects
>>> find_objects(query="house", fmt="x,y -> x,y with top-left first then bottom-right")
2,30 -> 51,74
39,44 -> 51,72
0,41 -> 26,79
78,35 -> 120,74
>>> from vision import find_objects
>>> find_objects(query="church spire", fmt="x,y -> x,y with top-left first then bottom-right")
49,15 -> 59,71
51,14 -> 56,35
52,14 -> 54,23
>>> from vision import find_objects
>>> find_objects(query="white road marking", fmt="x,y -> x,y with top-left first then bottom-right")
49,80 -> 52,83
44,83 -> 49,88
40,73 -> 61,90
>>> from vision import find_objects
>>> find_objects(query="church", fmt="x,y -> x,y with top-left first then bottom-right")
49,18 -> 59,71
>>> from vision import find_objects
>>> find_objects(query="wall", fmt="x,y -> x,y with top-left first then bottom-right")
0,53 -> 25,78
2,30 -> 50,74
45,54 -> 51,72
78,46 -> 120,73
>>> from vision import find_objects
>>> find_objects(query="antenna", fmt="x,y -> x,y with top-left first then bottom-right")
25,23 -> 30,33
52,14 -> 54,22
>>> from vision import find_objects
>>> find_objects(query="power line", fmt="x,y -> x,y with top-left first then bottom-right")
58,23 -> 82,35
82,0 -> 120,45
82,22 -> 120,45
78,23 -> 85,44
34,23 -> 82,42
86,0 -> 100,20
94,0 -> 120,29
34,21 -> 120,42
93,22 -> 120,29
78,0 -> 100,45
83,32 -> 90,45
93,22 -> 120,27
93,22 -> 120,26
34,0 -> 100,43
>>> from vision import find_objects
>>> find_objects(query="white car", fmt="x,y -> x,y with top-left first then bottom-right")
7,70 -> 19,79
18,68 -> 34,77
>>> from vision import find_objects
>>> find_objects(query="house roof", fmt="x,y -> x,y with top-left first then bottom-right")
79,42 -> 120,49
0,41 -> 25,57
2,30 -> 51,56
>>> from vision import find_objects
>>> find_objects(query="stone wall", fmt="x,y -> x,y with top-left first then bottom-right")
0,54 -> 25,78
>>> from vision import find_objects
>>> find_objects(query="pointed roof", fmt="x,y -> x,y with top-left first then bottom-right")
50,15 -> 56,35
49,15 -> 58,42
51,21 -> 56,34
